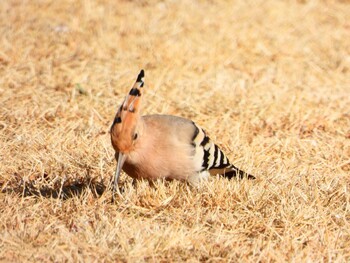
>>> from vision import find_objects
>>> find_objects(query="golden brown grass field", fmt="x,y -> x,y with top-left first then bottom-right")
1,0 -> 350,261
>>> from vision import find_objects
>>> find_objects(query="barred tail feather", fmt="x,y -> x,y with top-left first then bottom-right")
223,165 -> 255,180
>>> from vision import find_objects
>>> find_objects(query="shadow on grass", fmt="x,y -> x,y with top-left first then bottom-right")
1,174 -> 107,200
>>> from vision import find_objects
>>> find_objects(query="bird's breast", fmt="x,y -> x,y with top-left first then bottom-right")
121,142 -> 196,181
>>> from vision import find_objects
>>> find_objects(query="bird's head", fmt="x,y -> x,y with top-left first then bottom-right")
110,69 -> 144,154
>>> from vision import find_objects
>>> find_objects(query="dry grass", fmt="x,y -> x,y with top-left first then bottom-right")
1,0 -> 350,261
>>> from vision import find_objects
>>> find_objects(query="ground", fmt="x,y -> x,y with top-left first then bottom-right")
0,0 -> 349,262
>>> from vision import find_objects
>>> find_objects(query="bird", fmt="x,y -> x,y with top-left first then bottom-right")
110,70 -> 255,198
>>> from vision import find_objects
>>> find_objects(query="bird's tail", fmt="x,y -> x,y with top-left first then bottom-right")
222,165 -> 255,180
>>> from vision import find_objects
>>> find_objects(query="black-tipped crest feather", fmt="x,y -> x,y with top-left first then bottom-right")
136,69 -> 145,83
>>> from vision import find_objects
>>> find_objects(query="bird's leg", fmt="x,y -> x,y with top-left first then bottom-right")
111,152 -> 127,202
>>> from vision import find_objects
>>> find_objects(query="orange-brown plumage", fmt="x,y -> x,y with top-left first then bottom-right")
110,70 -> 255,199
110,70 -> 144,154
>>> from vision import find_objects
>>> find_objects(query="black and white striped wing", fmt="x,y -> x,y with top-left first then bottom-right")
191,122 -> 231,172
191,122 -> 255,179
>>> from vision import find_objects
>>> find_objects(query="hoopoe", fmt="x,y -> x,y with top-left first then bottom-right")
110,70 -> 255,197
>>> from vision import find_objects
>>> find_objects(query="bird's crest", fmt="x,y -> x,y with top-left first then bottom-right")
110,70 -> 144,153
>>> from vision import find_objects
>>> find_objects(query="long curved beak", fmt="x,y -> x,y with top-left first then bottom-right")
112,152 -> 127,201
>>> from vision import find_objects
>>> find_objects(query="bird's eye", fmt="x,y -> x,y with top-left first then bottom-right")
133,133 -> 138,140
